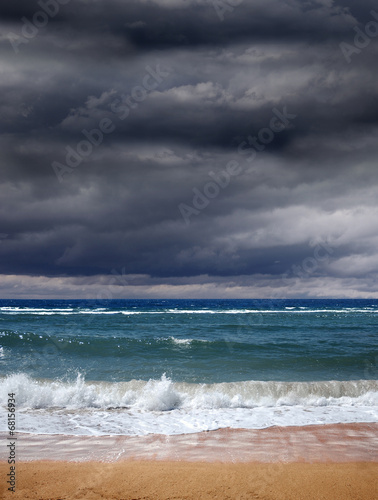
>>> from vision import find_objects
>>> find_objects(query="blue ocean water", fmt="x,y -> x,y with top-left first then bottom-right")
0,299 -> 377,435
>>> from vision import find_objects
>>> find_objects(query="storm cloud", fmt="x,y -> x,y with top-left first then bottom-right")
1,0 -> 378,298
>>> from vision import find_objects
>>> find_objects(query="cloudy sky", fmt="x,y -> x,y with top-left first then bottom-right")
1,0 -> 378,299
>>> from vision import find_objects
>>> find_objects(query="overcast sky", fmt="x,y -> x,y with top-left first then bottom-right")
1,0 -> 378,299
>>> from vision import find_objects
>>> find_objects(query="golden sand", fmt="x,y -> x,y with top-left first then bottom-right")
1,424 -> 377,499
1,460 -> 377,499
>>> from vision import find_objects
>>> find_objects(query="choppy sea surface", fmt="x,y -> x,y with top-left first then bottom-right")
0,299 -> 377,435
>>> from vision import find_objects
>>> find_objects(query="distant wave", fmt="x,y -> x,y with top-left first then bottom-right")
1,306 -> 378,315
0,330 -> 213,351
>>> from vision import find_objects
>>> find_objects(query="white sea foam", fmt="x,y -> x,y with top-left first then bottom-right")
1,373 -> 377,410
169,337 -> 209,345
0,307 -> 74,312
1,306 -> 377,315
170,337 -> 192,345
0,374 -> 377,436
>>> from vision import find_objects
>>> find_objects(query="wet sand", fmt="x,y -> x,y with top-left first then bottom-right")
1,423 -> 377,499
1,423 -> 377,462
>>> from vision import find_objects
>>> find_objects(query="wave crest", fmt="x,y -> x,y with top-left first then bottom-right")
1,373 -> 377,411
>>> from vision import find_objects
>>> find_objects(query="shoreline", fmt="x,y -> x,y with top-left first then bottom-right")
1,422 -> 377,462
1,423 -> 377,499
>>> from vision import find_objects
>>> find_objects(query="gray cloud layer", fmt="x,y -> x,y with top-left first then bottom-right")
1,0 -> 378,298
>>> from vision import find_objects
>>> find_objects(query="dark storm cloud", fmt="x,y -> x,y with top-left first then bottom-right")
0,0 -> 360,50
1,0 -> 378,297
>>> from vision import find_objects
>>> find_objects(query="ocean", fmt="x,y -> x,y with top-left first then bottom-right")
0,299 -> 377,436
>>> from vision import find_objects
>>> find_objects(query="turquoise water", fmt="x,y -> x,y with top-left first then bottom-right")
0,299 -> 377,383
0,299 -> 377,435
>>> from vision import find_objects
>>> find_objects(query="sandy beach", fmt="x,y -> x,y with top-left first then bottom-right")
1,460 -> 377,500
1,423 -> 377,499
